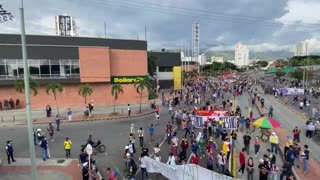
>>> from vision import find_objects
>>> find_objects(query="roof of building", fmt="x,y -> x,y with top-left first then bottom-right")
0,34 -> 147,50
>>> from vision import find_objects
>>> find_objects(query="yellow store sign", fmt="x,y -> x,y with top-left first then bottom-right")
173,66 -> 182,90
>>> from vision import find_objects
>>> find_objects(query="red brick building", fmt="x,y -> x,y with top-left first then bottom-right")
0,34 -> 148,109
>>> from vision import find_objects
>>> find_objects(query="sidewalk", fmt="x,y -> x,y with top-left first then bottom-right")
0,103 -> 153,126
249,91 -> 320,180
0,158 -> 82,180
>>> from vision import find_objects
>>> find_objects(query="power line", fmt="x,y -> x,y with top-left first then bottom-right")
109,0 -> 320,28
87,0 -> 319,31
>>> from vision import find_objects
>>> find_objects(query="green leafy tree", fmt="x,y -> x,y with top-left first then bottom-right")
111,84 -> 124,113
275,70 -> 286,77
78,84 -> 93,105
15,78 -> 39,96
46,83 -> 64,115
148,55 -> 157,76
256,61 -> 268,67
134,78 -> 151,112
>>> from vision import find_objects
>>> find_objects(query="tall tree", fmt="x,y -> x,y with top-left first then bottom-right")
15,78 -> 39,96
46,83 -> 64,115
78,84 -> 93,105
111,84 -> 124,113
134,78 -> 151,112
148,55 -> 157,76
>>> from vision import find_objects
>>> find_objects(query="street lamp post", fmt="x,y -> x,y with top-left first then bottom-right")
19,0 -> 38,179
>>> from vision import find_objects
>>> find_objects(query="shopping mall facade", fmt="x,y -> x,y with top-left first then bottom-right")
0,34 -> 148,109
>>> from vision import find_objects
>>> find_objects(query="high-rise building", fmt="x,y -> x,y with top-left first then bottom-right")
192,20 -> 200,63
55,15 -> 77,36
295,42 -> 308,56
198,54 -> 206,65
234,42 -> 249,67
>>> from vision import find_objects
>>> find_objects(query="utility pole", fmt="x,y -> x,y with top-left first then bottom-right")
19,0 -> 38,179
306,43 -> 309,89
104,22 -> 107,38
144,25 -> 147,41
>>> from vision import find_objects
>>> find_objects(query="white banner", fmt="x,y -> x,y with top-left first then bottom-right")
145,157 -> 240,180
194,116 -> 237,130
277,88 -> 304,95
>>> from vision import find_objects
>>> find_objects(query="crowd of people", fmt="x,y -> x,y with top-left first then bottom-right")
0,98 -> 21,110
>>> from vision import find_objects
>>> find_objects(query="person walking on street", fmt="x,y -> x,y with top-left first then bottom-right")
128,104 -> 131,117
246,157 -> 254,180
67,108 -> 72,121
243,132 -> 252,155
268,105 -> 274,118
292,126 -> 301,142
149,124 -> 154,142
254,136 -> 261,157
238,148 -> 246,175
39,136 -> 50,161
64,137 -> 72,159
139,153 -> 149,180
269,132 -> 278,154
5,140 -> 16,164
137,127 -> 144,147
47,123 -> 54,141
55,114 -> 60,131
302,144 -> 310,174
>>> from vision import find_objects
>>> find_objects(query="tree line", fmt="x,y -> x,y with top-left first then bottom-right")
15,78 -> 152,115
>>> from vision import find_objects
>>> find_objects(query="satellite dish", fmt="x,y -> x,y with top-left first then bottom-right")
85,144 -> 93,155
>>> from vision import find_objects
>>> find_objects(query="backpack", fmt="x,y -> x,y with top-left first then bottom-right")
113,169 -> 119,177
130,159 -> 138,174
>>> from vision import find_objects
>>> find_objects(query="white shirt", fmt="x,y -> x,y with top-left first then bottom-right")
138,129 -> 144,137
128,106 -> 131,111
140,156 -> 147,168
128,144 -> 134,153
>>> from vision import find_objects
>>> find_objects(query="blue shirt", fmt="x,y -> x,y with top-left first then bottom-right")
149,127 -> 154,135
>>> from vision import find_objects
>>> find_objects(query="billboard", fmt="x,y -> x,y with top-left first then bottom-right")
55,15 -> 76,36
173,66 -> 182,90
111,76 -> 148,85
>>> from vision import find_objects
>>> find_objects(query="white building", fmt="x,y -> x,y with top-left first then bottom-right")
234,43 -> 249,67
211,56 -> 224,63
198,54 -> 206,65
295,42 -> 308,56
55,15 -> 77,36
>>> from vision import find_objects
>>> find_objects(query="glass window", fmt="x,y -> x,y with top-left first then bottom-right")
159,67 -> 173,72
0,59 -> 6,76
6,60 -> 18,77
18,64 -> 24,77
29,64 -> 40,77
40,59 -> 50,77
71,59 -> 80,76
60,59 -> 71,77
51,65 -> 60,76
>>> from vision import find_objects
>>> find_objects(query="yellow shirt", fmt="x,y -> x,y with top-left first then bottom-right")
270,136 -> 276,144
64,140 -> 72,150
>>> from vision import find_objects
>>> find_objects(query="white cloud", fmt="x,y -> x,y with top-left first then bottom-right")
275,0 -> 320,25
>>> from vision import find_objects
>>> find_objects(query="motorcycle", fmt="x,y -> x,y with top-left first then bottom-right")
81,139 -> 106,154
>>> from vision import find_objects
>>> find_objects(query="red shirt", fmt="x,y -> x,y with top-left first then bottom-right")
191,156 -> 199,165
239,151 -> 246,165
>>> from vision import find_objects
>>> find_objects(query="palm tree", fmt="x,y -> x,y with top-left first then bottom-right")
78,84 -> 93,105
15,78 -> 39,96
134,78 -> 151,113
46,83 -> 64,115
111,84 -> 124,113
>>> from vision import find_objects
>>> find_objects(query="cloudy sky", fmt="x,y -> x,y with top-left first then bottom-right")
1,0 -> 320,53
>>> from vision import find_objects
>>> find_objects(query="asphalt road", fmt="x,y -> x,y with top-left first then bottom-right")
235,92 -> 283,180
0,90 -> 237,180
253,85 -> 320,165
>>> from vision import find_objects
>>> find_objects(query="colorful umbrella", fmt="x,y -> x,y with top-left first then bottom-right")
253,117 -> 281,129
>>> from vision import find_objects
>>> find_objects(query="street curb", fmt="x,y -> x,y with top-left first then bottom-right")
17,111 -> 154,125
